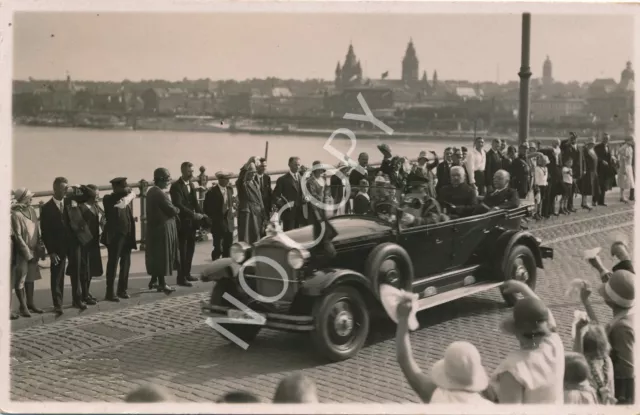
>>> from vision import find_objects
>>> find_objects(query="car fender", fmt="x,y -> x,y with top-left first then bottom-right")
496,230 -> 544,272
300,268 -> 375,297
200,258 -> 241,282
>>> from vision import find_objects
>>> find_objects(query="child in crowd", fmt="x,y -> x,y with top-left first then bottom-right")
560,158 -> 574,214
533,155 -> 549,220
394,297 -> 493,404
125,384 -> 173,402
573,321 -> 616,404
580,270 -> 635,405
564,352 -> 599,404
216,391 -> 262,403
273,373 -> 319,403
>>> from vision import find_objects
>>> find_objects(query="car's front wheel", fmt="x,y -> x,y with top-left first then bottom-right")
310,286 -> 370,362
210,279 -> 262,343
500,244 -> 537,306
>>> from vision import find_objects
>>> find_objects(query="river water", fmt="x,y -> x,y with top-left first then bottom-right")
13,126 -> 459,192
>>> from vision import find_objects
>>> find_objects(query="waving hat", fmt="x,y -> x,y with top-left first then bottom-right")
379,284 -> 419,331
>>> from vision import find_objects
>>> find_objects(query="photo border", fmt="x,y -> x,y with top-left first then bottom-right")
1,1 -> 638,414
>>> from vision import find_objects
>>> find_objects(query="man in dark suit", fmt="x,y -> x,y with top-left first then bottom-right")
484,139 -> 504,194
435,147 -> 453,196
273,156 -> 305,231
255,158 -> 272,227
170,161 -> 204,287
39,176 -> 70,315
349,152 -> 376,185
508,144 -> 531,199
480,170 -> 520,211
204,171 -> 236,261
594,133 -> 615,206
437,166 -> 478,217
561,132 -> 580,212
102,177 -> 137,301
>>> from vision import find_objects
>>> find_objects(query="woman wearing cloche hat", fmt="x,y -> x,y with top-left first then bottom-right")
394,296 -> 492,404
487,280 -> 565,403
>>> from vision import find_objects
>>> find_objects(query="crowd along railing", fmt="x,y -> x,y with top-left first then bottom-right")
26,139 -> 627,250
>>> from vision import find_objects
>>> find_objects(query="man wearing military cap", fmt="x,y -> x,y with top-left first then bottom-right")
204,171 -> 236,261
145,168 -> 179,294
102,177 -> 137,301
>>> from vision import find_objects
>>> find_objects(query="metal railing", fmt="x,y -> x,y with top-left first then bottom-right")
28,162 -> 393,250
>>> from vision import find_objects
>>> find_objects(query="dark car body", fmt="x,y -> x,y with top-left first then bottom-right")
201,204 -> 554,360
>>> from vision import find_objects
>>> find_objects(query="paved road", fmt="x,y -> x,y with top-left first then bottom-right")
10,198 -> 635,403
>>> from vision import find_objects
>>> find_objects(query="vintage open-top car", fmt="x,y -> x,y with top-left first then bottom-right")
201,203 -> 554,361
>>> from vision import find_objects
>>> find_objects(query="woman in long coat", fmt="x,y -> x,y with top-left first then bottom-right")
11,188 -> 45,317
579,139 -> 600,210
237,158 -> 266,244
145,168 -> 179,294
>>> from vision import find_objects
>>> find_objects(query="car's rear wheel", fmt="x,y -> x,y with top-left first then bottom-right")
210,279 -> 262,343
310,286 -> 370,362
500,245 -> 537,307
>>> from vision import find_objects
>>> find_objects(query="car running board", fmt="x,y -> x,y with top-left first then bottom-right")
416,281 -> 503,311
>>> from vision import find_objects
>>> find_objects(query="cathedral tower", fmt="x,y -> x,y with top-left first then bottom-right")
402,39 -> 419,83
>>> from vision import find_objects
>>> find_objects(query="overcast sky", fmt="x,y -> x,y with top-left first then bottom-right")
12,12 -> 634,83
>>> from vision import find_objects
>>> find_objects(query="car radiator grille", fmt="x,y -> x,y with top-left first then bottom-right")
250,246 -> 298,303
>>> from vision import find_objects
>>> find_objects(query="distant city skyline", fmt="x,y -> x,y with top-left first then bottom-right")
12,13 -> 634,84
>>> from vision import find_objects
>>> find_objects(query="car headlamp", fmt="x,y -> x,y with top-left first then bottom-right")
229,242 -> 250,263
287,248 -> 310,269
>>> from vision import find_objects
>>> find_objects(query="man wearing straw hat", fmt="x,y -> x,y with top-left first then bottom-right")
580,270 -> 635,404
204,170 -> 236,261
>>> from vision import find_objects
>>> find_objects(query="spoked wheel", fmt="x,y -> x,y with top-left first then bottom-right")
500,245 -> 537,307
311,286 -> 370,362
209,279 -> 262,343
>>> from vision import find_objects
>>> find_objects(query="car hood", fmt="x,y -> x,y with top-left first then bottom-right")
258,216 -> 393,247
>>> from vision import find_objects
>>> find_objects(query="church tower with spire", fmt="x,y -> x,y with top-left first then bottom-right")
335,43 -> 363,88
542,55 -> 553,87
402,38 -> 419,83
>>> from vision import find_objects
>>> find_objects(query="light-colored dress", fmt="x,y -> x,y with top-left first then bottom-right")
617,144 -> 635,190
564,381 -> 599,404
490,333 -> 565,404
11,207 -> 43,288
